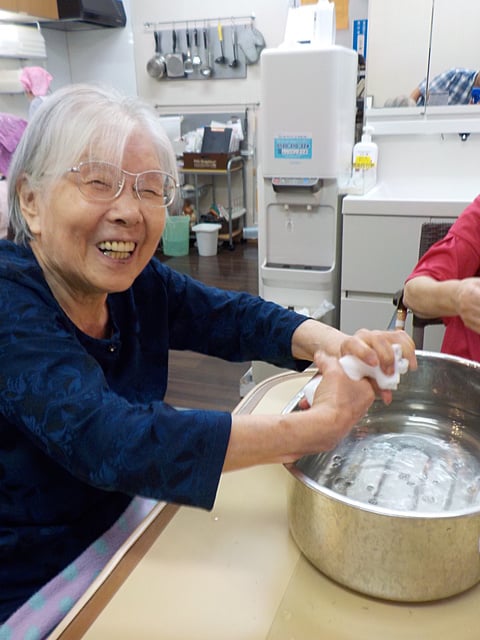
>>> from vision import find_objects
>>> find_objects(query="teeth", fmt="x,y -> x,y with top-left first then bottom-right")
102,251 -> 132,260
98,241 -> 136,253
97,241 -> 136,259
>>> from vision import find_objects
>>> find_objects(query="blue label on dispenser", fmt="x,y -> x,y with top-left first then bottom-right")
353,19 -> 368,58
274,136 -> 312,160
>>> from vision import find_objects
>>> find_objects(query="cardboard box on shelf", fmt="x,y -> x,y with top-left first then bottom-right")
182,153 -> 236,171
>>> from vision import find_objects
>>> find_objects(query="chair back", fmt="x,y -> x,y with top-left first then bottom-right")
392,221 -> 452,348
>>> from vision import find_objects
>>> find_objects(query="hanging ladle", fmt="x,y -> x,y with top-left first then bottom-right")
215,20 -> 228,65
229,24 -> 239,68
200,27 -> 213,77
192,27 -> 202,70
184,26 -> 194,75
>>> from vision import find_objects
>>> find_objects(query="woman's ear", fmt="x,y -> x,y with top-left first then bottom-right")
17,176 -> 41,236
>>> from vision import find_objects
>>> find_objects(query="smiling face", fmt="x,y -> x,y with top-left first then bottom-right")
18,129 -> 167,314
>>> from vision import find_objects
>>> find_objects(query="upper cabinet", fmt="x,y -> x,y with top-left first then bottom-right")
366,0 -> 480,112
0,1 -> 127,28
0,1 -> 18,12
0,1 -> 58,19
366,0 -> 432,109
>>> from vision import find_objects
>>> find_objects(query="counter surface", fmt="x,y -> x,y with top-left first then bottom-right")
82,373 -> 480,640
343,181 -> 477,216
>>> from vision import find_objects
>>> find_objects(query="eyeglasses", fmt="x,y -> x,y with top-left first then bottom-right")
66,161 -> 179,208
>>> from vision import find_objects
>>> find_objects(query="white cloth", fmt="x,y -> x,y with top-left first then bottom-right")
303,344 -> 409,404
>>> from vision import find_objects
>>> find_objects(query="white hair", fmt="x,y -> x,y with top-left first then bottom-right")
8,83 -> 177,245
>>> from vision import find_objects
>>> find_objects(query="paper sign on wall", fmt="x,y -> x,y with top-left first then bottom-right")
334,0 -> 348,30
300,0 -> 348,30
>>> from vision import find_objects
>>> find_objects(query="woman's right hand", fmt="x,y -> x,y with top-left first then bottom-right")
456,277 -> 480,334
300,353 -> 375,452
225,354 -> 377,472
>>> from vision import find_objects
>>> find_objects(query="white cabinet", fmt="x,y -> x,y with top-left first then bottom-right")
340,198 -> 462,350
342,214 -> 435,294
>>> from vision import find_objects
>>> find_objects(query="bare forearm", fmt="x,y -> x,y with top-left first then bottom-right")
223,412 -> 313,471
403,276 -> 460,318
410,87 -> 421,103
224,387 -> 361,471
223,330 -> 417,473
405,275 -> 480,334
291,318 -> 346,361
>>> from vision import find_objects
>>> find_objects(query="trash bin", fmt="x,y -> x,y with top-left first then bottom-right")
162,215 -> 190,257
191,223 -> 222,256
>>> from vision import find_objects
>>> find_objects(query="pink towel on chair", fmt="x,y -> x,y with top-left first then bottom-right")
19,66 -> 53,97
1,496 -> 157,638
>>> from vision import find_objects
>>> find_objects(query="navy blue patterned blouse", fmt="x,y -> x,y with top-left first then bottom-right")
0,240 -> 309,621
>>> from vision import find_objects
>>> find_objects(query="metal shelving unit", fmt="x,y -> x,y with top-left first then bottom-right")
180,155 -> 247,249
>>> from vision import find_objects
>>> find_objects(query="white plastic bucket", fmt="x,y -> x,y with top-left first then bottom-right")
191,223 -> 222,256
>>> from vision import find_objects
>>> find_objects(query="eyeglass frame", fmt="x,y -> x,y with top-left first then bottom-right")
66,160 -> 179,208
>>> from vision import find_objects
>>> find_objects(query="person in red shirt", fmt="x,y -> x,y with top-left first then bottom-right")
403,195 -> 480,361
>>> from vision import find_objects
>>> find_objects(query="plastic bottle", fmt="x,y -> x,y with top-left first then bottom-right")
350,126 -> 378,195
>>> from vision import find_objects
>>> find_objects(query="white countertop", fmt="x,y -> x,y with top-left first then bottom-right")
343,181 -> 478,216
79,373 -> 480,640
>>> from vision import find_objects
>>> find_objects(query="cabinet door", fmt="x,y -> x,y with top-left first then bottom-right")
340,294 -> 445,351
340,294 -> 397,334
342,215 -> 433,294
17,1 -> 58,19
0,1 -> 19,10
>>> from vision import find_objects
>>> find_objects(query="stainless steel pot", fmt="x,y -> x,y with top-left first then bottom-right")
285,351 -> 480,602
165,29 -> 185,78
146,31 -> 166,79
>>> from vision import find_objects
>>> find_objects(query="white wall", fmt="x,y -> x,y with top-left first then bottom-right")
44,0 -> 136,95
130,0 -> 367,109
1,0 -> 367,114
65,0 -> 137,95
0,0 -> 137,118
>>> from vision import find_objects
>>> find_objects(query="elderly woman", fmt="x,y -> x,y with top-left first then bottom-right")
0,84 -> 415,633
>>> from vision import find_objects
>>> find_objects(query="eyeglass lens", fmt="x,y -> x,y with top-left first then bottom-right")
76,162 -> 176,206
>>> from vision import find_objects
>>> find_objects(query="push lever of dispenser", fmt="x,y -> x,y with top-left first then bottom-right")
272,177 -> 323,193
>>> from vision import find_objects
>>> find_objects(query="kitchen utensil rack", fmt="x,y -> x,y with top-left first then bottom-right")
143,15 -> 263,81
143,15 -> 256,31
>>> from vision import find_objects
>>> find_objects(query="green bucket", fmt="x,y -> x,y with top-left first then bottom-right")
162,215 -> 190,257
